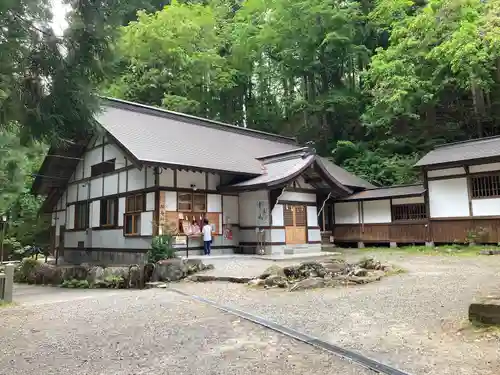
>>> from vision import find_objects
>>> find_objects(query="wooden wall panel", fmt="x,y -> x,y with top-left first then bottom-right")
360,224 -> 390,242
333,225 -> 360,242
389,223 -> 427,243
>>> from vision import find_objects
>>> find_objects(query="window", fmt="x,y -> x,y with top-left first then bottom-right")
100,198 -> 118,227
124,194 -> 144,235
392,204 -> 427,221
75,202 -> 89,230
471,174 -> 500,198
177,193 -> 206,212
91,159 -> 115,177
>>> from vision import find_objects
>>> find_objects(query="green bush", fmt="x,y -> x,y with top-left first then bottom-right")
148,234 -> 176,263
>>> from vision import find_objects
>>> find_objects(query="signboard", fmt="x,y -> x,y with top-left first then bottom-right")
172,236 -> 187,246
256,200 -> 269,226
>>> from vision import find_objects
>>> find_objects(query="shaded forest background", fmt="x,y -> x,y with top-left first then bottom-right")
1,0 -> 500,250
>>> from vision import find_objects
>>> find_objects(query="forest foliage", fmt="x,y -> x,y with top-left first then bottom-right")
1,0 -> 500,248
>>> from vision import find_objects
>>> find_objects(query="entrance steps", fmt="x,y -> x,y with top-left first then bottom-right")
284,244 -> 321,255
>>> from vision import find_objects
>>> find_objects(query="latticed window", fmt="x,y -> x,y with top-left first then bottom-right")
283,205 -> 306,226
471,174 -> 500,198
392,204 -> 427,221
125,194 -> 144,235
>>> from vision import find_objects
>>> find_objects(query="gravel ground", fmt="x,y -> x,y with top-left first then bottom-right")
1,287 -> 375,375
176,251 -> 500,375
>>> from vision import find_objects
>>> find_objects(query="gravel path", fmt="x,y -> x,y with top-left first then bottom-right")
176,252 -> 500,375
0,288 -> 374,375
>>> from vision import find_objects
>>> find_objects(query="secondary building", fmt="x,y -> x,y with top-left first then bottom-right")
32,97 -> 373,264
332,136 -> 500,246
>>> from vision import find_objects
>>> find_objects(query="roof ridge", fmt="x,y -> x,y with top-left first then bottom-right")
434,135 -> 500,149
101,96 -> 297,144
362,183 -> 423,191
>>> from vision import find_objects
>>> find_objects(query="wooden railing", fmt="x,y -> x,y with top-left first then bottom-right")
0,264 -> 14,303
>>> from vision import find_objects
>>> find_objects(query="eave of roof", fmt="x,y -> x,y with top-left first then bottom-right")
415,135 -> 500,167
337,184 -> 425,201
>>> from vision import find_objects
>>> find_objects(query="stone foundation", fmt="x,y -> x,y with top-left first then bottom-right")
63,249 -> 147,265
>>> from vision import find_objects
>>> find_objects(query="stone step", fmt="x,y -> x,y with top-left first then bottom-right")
284,246 -> 320,255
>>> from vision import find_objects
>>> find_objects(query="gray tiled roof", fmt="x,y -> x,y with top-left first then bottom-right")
338,184 -> 425,201
317,157 -> 376,189
229,151 -> 315,188
98,98 -> 298,175
415,136 -> 500,167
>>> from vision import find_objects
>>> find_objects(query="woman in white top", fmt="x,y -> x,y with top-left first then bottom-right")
202,218 -> 212,255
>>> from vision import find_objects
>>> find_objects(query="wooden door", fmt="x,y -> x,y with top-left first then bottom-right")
284,205 -> 307,245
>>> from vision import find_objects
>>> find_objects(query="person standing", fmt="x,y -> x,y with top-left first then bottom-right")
202,218 -> 212,255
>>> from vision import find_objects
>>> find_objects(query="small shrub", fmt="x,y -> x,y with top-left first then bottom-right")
148,234 -> 176,263
104,275 -> 125,288
14,258 -> 40,283
61,279 -> 89,288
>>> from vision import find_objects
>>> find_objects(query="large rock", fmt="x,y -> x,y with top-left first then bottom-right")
259,265 -> 285,279
289,278 -> 325,291
264,275 -> 288,288
357,258 -> 383,270
469,296 -> 500,325
87,266 -> 105,285
321,259 -> 348,274
153,258 -> 188,282
32,263 -> 61,285
297,261 -> 326,278
128,265 -> 142,288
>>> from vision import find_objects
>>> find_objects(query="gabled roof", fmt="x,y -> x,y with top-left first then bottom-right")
317,157 -> 376,189
415,136 -> 500,167
99,98 -> 298,175
220,148 -> 373,195
337,184 -> 425,201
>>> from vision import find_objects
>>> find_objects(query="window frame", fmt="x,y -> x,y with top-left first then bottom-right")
470,173 -> 500,199
124,193 -> 145,236
177,192 -> 207,213
391,203 -> 427,222
74,202 -> 89,230
100,197 -> 118,228
90,159 -> 116,178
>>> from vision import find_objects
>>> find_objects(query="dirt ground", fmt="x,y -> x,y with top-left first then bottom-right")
174,251 -> 500,375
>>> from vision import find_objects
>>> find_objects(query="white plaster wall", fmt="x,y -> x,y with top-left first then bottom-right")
90,200 -> 100,227
75,159 -> 84,181
118,171 -> 127,193
140,211 -> 153,236
78,183 -> 88,201
334,202 -> 359,224
469,162 -> 500,174
239,190 -> 269,227
427,167 -> 465,178
362,200 -> 392,223
64,231 -> 86,248
89,178 -> 102,199
239,228 -> 258,243
392,196 -> 425,205
177,170 -> 206,189
308,228 -> 321,242
163,191 -> 177,211
428,178 -> 469,218
207,173 -> 220,190
145,167 -> 155,188
272,204 -> 284,226
222,195 -> 238,224
307,206 -> 318,227
472,198 -> 500,216
207,194 -> 222,212
280,191 -> 316,202
103,144 -> 126,168
271,228 -> 286,243
84,148 -> 103,178
67,184 -> 77,203
158,168 -> 174,187
55,211 -> 66,236
67,204 -> 75,229
103,174 -> 118,196
146,192 -> 155,211
118,197 -> 125,226
127,168 -> 144,191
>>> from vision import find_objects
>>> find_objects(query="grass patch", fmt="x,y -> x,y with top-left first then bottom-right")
457,319 -> 500,341
357,244 -> 499,257
0,300 -> 17,308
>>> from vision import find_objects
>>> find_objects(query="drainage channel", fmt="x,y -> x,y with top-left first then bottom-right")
169,288 -> 412,375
